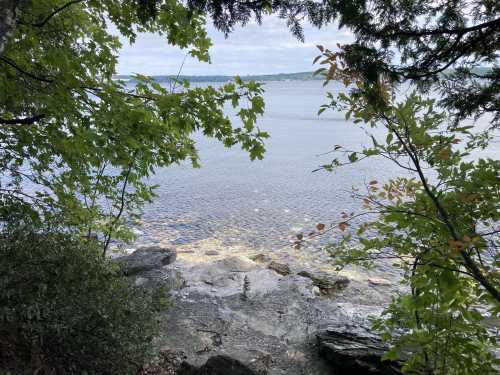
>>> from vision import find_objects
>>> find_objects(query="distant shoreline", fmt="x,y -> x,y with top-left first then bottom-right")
114,67 -> 493,83
114,71 -> 322,83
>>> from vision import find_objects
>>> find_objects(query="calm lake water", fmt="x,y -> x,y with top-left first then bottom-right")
134,80 -> 497,253
134,80 -> 395,251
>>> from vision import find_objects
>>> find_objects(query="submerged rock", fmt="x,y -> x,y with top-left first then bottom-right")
205,250 -> 220,256
249,254 -> 271,263
317,326 -> 403,375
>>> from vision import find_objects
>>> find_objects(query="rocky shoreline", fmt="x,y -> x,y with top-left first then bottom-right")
117,245 -> 402,374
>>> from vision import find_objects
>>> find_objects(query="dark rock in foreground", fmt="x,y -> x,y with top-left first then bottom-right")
317,326 -> 403,375
178,355 -> 260,375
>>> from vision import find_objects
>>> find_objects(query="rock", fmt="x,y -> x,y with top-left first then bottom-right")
144,249 -> 390,375
368,278 -> 392,287
116,246 -> 177,276
267,261 -> 291,276
220,256 -> 257,272
297,270 -> 349,296
205,250 -> 220,256
178,355 -> 260,375
249,254 -> 271,263
317,326 -> 404,375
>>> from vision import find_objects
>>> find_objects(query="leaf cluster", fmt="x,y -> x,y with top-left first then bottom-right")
0,1 -> 268,246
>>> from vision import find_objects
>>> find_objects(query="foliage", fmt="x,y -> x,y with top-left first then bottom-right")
0,210 -> 166,374
294,71 -> 499,372
190,0 -> 499,127
0,0 -> 267,250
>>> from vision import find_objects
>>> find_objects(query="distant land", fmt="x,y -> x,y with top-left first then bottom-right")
114,71 -> 321,83
114,67 -> 493,83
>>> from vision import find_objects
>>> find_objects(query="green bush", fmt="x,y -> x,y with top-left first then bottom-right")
0,220 -> 164,374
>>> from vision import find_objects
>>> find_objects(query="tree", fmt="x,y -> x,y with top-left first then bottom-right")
188,0 -> 499,126
0,0 -> 268,251
306,87 -> 499,374
267,1 -> 499,373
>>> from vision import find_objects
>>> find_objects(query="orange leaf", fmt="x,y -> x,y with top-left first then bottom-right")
439,149 -> 450,161
338,222 -> 348,231
369,180 -> 378,185
316,223 -> 326,231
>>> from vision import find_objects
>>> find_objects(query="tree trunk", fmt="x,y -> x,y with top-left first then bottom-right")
0,0 -> 22,56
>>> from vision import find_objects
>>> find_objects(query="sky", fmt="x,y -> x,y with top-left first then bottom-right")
115,15 -> 353,76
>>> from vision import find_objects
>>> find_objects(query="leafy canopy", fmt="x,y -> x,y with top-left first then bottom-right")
283,1 -> 499,373
190,0 -> 499,127
0,0 -> 268,249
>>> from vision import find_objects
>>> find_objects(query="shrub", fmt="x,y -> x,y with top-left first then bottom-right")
0,219 -> 164,374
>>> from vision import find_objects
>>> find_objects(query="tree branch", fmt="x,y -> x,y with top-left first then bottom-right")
376,18 -> 500,39
31,0 -> 85,27
0,114 -> 44,125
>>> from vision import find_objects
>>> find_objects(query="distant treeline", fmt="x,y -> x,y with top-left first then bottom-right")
114,71 -> 322,83
114,67 -> 493,84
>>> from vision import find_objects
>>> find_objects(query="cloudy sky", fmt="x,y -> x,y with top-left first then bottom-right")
115,16 -> 353,76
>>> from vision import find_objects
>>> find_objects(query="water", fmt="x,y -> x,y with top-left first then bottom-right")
135,80 -> 400,251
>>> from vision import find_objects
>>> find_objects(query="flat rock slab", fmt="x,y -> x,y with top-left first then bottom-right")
317,326 -> 403,375
128,248 -> 393,375
117,246 -> 177,276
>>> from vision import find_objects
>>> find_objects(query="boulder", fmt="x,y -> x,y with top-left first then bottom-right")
117,246 -> 177,276
178,355 -> 260,375
297,270 -> 349,296
267,261 -> 291,276
317,326 -> 403,375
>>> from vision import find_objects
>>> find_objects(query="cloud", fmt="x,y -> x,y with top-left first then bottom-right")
115,15 -> 353,75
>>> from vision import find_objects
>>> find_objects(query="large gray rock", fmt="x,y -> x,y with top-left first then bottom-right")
317,326 -> 404,375
126,247 -> 394,375
178,355 -> 260,375
116,246 -> 177,276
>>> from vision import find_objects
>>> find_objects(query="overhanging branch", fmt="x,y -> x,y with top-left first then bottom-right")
0,114 -> 45,125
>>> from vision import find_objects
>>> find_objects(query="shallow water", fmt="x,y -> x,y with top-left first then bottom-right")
134,80 -> 403,252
